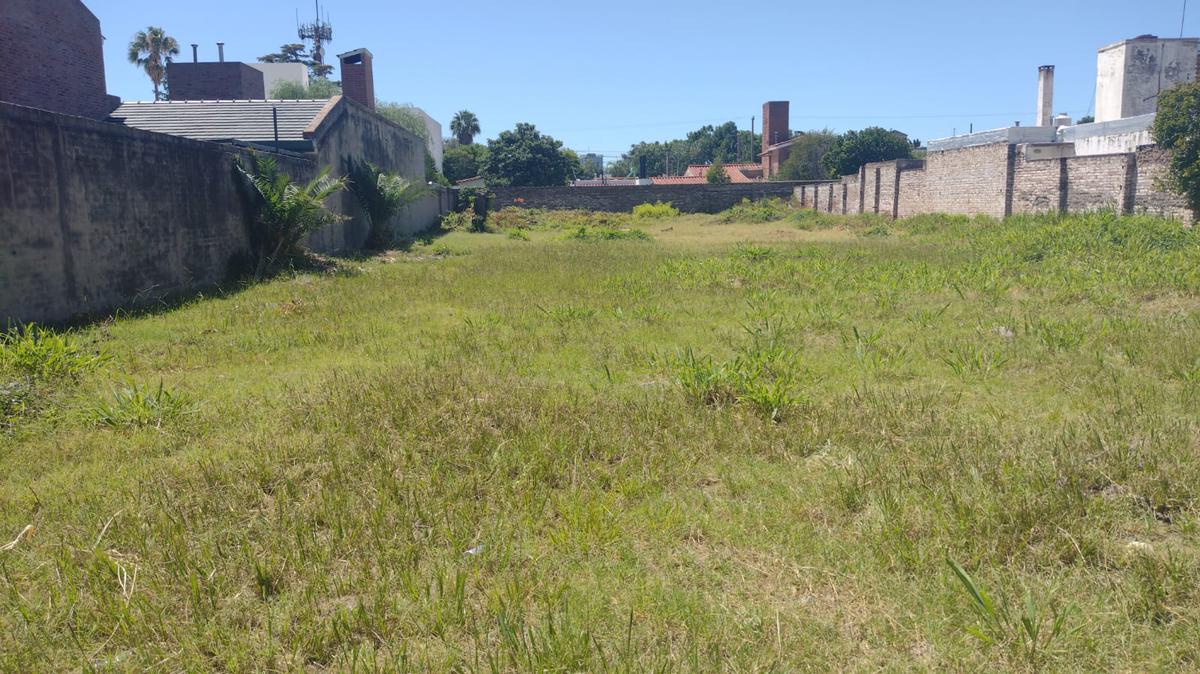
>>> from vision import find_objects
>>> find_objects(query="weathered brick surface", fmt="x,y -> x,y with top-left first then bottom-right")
166,63 -> 266,101
896,166 -> 927,219
489,182 -> 812,214
923,143 -> 1011,218
1064,154 -> 1130,213
1134,147 -> 1192,220
1011,151 -> 1063,214
0,0 -> 118,118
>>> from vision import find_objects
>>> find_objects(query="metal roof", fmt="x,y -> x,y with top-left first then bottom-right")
107,99 -> 332,147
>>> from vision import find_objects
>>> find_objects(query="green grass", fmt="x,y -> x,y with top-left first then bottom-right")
3,209 -> 1200,671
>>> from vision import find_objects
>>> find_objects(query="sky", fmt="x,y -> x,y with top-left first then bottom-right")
93,0 -> 1195,163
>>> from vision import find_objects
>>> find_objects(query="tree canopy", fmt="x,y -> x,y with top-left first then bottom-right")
821,127 -> 914,178
773,130 -> 839,181
450,111 -> 481,145
1151,81 -> 1200,218
608,122 -> 760,178
443,143 -> 489,183
483,123 -> 574,187
706,159 -> 731,184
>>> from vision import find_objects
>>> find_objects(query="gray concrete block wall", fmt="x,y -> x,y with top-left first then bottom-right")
1064,153 -> 1131,213
1011,152 -> 1063,215
1134,147 -> 1192,220
924,143 -> 1011,218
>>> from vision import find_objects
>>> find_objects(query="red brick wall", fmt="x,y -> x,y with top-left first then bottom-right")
339,52 -> 375,110
166,63 -> 266,101
0,0 -> 118,118
761,101 -> 789,156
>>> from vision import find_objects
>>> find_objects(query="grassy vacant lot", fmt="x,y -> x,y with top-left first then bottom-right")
3,203 -> 1200,671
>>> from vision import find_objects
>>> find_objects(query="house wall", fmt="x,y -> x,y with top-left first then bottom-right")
0,0 -> 119,118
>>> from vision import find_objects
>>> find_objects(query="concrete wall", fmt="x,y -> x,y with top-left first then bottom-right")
1096,37 -> 1199,122
1,100 -> 451,325
309,96 -> 438,250
249,63 -> 308,97
0,0 -> 119,119
488,182 -> 811,214
0,102 -> 315,324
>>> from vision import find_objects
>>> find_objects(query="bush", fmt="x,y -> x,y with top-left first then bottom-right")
439,210 -> 474,231
706,160 -> 731,184
719,198 -> 791,223
632,201 -> 680,219
1151,81 -> 1200,219
235,154 -> 346,277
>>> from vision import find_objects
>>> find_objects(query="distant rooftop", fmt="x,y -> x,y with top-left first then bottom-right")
107,99 -> 334,150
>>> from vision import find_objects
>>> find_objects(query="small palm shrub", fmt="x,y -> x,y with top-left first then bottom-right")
347,160 -> 430,247
235,154 -> 346,277
632,201 -> 680,219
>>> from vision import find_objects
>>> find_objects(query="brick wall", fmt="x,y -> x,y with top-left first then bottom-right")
0,0 -> 118,118
923,143 -> 1012,218
488,182 -> 811,214
1064,153 -> 1132,213
166,63 -> 266,101
896,165 -> 927,219
1011,151 -> 1063,214
1134,147 -> 1192,220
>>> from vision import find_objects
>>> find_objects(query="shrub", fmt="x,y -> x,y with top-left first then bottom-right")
439,210 -> 473,231
235,154 -> 346,277
346,160 -> 430,247
1151,81 -> 1200,219
632,201 -> 680,219
0,325 -> 107,382
719,197 -> 791,223
706,160 -> 731,184
506,229 -> 530,241
85,381 -> 194,429
566,226 -> 651,242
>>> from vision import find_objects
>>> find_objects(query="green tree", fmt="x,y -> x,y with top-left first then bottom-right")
127,27 -> 179,101
774,130 -> 838,181
377,102 -> 430,143
1077,115 -> 1095,125
576,153 -> 603,180
821,127 -> 913,178
483,123 -> 574,187
258,44 -> 308,64
450,110 -> 481,145
1152,81 -> 1200,218
270,79 -> 341,100
706,160 -> 731,184
443,143 -> 489,183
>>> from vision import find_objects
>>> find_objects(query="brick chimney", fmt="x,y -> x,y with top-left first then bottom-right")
1037,65 -> 1054,127
338,48 -> 375,110
762,101 -> 789,156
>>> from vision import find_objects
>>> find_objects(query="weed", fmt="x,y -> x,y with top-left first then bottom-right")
566,226 -> 651,242
506,228 -> 530,241
719,197 -> 792,223
943,343 -> 1008,379
0,324 -> 107,381
84,381 -> 195,429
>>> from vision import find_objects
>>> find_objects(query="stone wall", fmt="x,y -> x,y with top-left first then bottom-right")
1133,147 -> 1192,220
1064,153 -> 1132,213
487,182 -> 811,214
0,0 -> 119,118
924,143 -> 1012,218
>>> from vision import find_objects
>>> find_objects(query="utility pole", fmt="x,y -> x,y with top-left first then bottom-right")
750,116 -> 756,163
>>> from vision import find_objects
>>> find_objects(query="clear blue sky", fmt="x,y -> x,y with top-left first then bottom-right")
92,0 -> 1194,161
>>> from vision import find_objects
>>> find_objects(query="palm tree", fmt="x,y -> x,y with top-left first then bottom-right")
450,110 -> 481,145
127,27 -> 179,101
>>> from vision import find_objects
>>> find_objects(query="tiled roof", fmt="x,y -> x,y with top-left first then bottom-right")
107,99 -> 334,145
654,163 -> 765,185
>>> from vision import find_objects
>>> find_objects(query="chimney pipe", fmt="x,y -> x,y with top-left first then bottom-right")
191,44 -> 198,63
1037,65 -> 1054,127
217,42 -> 225,62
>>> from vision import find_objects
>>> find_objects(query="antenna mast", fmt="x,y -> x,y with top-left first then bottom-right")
298,1 -> 334,77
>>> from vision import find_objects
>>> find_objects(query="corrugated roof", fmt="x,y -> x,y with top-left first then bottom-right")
107,99 -> 332,145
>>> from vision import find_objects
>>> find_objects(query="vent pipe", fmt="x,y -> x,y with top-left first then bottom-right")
217,42 -> 225,62
191,44 -> 198,63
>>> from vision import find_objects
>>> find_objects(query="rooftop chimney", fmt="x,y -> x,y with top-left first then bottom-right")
191,44 -> 198,63
761,101 -> 789,157
217,42 -> 225,62
1037,65 -> 1054,127
338,48 -> 375,110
